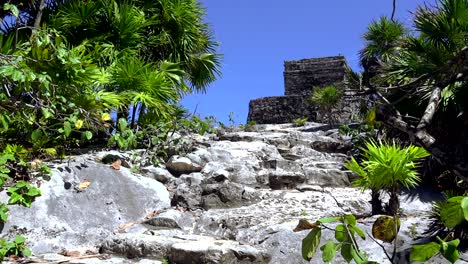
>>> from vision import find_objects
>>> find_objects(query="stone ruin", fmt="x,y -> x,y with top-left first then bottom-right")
247,55 -> 359,124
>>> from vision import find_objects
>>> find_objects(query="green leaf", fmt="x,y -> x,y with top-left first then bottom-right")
41,108 -> 53,119
351,249 -> 368,264
344,215 -> 357,226
335,224 -> 347,242
461,197 -> 468,221
440,196 -> 465,228
3,3 -> 19,18
440,239 -> 460,264
64,121 -> 72,137
410,242 -> 440,262
320,240 -> 339,263
14,236 -> 26,244
341,243 -> 353,263
317,216 -> 340,224
350,225 -> 366,240
302,228 -> 321,261
118,118 -> 128,131
31,129 -> 43,142
84,131 -> 93,140
21,247 -> 31,257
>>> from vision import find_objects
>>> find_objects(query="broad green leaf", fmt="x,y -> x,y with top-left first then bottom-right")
84,131 -> 93,140
351,249 -> 368,264
302,228 -> 321,261
14,236 -> 26,244
21,247 -> 32,257
41,108 -> 53,119
118,118 -> 128,131
44,148 -> 57,157
64,121 -> 72,137
440,239 -> 460,264
341,243 -> 353,263
31,129 -> 43,142
440,196 -> 465,228
335,224 -> 347,242
320,240 -> 339,263
350,225 -> 366,240
410,242 -> 440,262
344,215 -> 357,226
317,216 -> 340,224
461,197 -> 468,221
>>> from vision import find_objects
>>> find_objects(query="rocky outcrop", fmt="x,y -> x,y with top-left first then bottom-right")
2,123 -> 461,264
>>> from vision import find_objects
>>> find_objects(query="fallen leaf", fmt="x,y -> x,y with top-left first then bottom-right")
118,222 -> 137,230
30,159 -> 43,169
293,219 -> 318,232
79,180 -> 92,190
59,250 -> 81,257
145,210 -> 160,219
111,159 -> 122,170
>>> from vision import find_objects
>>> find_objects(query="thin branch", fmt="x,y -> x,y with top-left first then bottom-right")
367,231 -> 394,261
391,0 -> 397,21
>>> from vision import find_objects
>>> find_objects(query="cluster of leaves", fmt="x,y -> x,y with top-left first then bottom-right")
0,0 -> 221,155
0,236 -> 31,261
425,192 -> 468,248
0,145 -> 45,260
344,140 -> 430,215
293,117 -> 308,127
301,215 -> 376,264
300,213 -> 462,264
309,85 -> 343,124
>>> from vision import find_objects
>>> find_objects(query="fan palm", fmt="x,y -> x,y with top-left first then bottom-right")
344,140 -> 430,215
45,0 -> 221,125
359,16 -> 407,87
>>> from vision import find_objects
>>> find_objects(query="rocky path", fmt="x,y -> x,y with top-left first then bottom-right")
1,123 -> 454,263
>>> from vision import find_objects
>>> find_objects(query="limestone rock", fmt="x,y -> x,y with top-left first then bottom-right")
166,155 -> 203,176
1,160 -> 170,254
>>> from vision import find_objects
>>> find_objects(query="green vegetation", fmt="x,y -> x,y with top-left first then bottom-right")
344,140 -> 430,215
299,213 -> 462,264
0,0 -> 221,259
309,85 -> 343,124
293,117 -> 308,127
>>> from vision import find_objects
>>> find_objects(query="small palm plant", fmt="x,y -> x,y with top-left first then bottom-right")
344,140 -> 430,215
310,85 -> 343,124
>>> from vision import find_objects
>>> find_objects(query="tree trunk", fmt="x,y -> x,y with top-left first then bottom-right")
387,186 -> 400,216
371,189 -> 383,215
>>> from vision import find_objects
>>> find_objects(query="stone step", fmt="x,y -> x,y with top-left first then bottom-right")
100,233 -> 271,264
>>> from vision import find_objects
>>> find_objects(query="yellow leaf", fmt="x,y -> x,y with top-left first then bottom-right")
75,120 -> 84,130
101,113 -> 111,122
79,180 -> 91,190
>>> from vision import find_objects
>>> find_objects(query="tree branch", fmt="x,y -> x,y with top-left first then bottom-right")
391,0 -> 397,21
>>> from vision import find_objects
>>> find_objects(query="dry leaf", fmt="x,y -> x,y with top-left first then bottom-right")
79,180 -> 92,190
293,219 -> 318,232
145,210 -> 159,219
118,222 -> 137,230
59,250 -> 81,257
111,159 -> 122,170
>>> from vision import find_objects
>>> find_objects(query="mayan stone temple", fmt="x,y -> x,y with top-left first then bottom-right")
247,55 -> 353,124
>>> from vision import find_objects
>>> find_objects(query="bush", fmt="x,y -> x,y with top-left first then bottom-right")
309,85 -> 343,124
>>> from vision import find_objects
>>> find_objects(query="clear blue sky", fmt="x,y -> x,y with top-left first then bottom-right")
181,0 -> 436,124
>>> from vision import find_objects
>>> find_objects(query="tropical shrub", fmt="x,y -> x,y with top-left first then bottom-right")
310,85 -> 343,124
344,140 -> 430,215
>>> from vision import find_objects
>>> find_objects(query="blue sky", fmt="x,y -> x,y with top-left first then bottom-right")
181,0 -> 436,124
